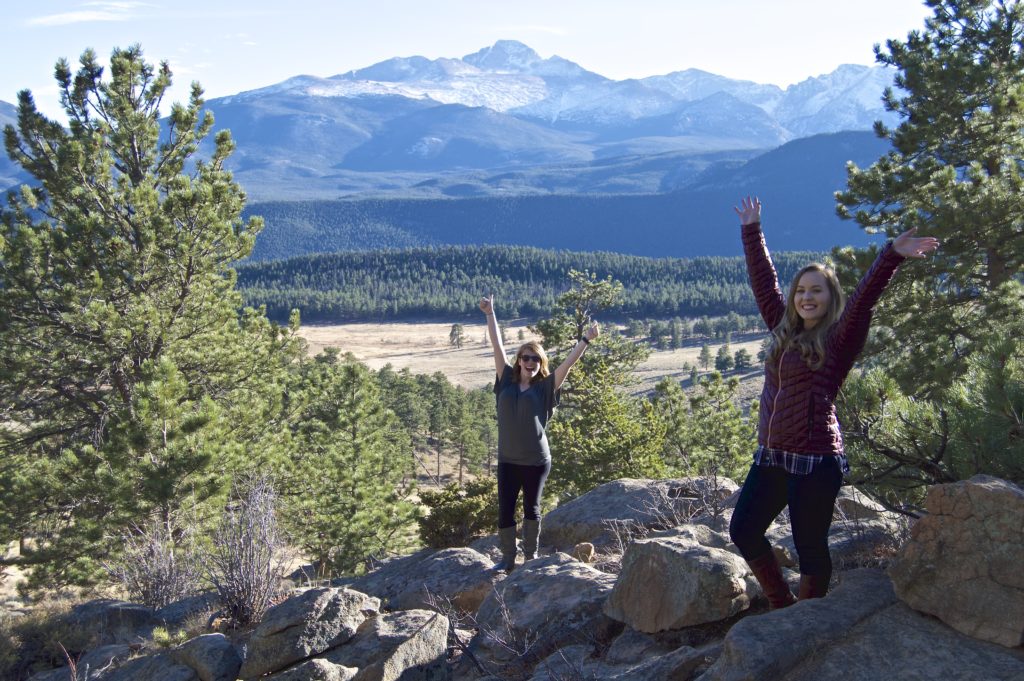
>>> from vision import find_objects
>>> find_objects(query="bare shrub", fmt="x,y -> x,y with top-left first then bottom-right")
102,517 -> 201,609
205,476 -> 291,627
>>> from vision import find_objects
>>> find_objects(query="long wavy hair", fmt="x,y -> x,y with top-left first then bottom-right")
512,341 -> 550,385
765,263 -> 845,370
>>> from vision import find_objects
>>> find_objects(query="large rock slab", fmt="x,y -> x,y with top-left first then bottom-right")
346,547 -> 495,613
102,653 -> 200,681
528,642 -> 708,681
266,658 -> 357,681
239,587 -> 380,679
542,478 -> 738,551
157,592 -> 220,630
604,531 -> 757,632
65,599 -> 159,645
888,475 -> 1024,648
171,633 -> 241,681
698,568 -> 1024,681
699,569 -> 899,680
470,553 -> 618,675
322,609 -> 449,681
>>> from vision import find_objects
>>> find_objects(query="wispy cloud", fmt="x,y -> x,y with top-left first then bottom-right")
28,2 -> 154,27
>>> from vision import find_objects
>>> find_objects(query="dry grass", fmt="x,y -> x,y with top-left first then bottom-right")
297,321 -> 766,399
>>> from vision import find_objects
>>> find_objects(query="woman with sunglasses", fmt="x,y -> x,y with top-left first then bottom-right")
479,294 -> 599,572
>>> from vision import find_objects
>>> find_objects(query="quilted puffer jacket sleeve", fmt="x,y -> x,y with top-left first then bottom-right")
742,222 -> 786,330
829,242 -> 905,369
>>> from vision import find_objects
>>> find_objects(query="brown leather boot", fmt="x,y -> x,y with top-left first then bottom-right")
747,552 -> 797,609
798,572 -> 830,600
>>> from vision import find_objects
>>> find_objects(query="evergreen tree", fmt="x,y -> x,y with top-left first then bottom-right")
653,373 -> 755,483
0,47 -> 297,588
834,0 -> 1024,497
715,344 -> 734,372
699,343 -> 713,370
535,270 -> 665,499
734,348 -> 753,371
283,351 -> 417,577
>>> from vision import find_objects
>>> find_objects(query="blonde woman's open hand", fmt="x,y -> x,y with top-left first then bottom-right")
733,196 -> 761,226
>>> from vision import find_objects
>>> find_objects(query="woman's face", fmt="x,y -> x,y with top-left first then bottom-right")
518,349 -> 542,380
794,270 -> 832,329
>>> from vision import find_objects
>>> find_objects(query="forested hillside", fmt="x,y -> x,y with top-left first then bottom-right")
236,245 -> 818,322
242,131 -> 889,262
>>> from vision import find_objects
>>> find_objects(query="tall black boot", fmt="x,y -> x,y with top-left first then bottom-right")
492,525 -> 518,573
522,519 -> 540,561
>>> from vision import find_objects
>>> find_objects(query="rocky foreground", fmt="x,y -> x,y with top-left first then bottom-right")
24,475 -> 1024,680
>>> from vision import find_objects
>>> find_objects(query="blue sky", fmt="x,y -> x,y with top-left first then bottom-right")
3,1 -> 934,119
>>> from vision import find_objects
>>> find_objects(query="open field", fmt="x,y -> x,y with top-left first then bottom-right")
297,321 -> 766,400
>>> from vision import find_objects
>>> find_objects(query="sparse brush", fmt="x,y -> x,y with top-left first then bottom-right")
204,475 -> 291,627
102,516 -> 203,610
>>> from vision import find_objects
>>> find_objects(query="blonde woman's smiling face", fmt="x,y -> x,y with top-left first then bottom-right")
794,270 -> 832,328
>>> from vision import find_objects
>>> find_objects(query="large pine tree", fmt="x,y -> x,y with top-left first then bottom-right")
0,46 -> 297,587
834,0 -> 1024,503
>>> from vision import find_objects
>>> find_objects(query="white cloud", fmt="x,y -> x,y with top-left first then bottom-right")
29,1 -> 156,26
27,10 -> 129,26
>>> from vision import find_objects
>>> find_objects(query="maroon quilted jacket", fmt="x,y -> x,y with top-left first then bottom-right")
743,222 -> 905,456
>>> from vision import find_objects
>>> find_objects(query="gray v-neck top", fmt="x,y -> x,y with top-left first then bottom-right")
493,364 -> 560,465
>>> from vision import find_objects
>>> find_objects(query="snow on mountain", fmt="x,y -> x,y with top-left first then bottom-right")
774,64 -> 897,133
224,41 -> 894,137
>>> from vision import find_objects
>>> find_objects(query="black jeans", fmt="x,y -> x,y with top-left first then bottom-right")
729,456 -> 843,576
496,460 -> 551,529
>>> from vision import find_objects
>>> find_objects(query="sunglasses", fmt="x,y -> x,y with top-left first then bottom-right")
519,354 -> 542,364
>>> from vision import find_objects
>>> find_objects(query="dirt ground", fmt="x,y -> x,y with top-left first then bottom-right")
298,321 -> 766,400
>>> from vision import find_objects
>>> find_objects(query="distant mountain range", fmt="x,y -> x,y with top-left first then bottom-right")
0,42 -> 898,260
196,40 -> 898,200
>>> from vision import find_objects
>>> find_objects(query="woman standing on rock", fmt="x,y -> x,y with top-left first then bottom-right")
729,196 -> 938,607
479,294 -> 599,572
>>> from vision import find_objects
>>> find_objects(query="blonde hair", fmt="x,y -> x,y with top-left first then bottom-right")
512,341 -> 550,385
766,263 -> 845,370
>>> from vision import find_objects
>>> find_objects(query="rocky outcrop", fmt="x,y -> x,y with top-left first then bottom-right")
699,568 -> 1024,681
320,609 -> 449,680
65,599 -> 160,646
23,476 -> 1024,681
346,547 -> 495,613
888,475 -> 1024,648
239,587 -> 380,679
604,530 -> 757,632
170,633 -> 241,681
541,478 -> 739,551
468,553 -> 618,676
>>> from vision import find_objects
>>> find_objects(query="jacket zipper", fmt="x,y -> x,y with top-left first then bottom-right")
766,350 -> 785,448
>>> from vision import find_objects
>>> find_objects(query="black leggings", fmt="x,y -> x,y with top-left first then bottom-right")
729,457 -> 843,576
496,461 -> 551,529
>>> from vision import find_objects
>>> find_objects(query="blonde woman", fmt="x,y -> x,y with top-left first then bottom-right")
730,196 -> 938,607
479,294 -> 599,572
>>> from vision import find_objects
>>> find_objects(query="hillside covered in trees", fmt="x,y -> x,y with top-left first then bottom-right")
236,245 -> 819,322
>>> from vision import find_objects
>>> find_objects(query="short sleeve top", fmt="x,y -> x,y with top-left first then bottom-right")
493,364 -> 560,465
